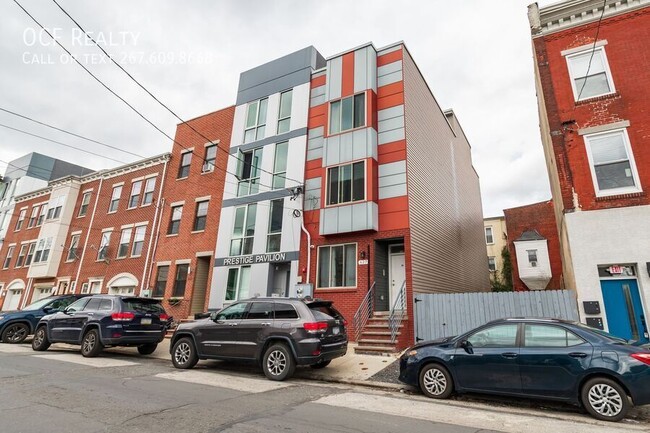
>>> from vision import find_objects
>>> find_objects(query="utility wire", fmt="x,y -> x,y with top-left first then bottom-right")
0,122 -> 126,164
50,0 -> 304,188
0,107 -> 146,160
576,0 -> 609,101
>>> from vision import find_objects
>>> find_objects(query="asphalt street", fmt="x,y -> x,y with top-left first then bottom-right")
0,343 -> 646,433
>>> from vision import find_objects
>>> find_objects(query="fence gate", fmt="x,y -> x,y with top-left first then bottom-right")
414,290 -> 579,342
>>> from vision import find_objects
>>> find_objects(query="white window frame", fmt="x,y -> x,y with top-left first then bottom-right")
97,231 -> 112,261
237,147 -> 263,197
325,160 -> 367,207
15,209 -> 26,231
128,180 -> 143,209
131,225 -> 146,257
583,128 -> 642,197
66,234 -> 81,262
109,185 -> 122,213
565,46 -> 616,102
15,244 -> 28,267
316,243 -> 358,289
202,144 -> 217,173
3,245 -> 14,269
141,177 -> 156,205
78,191 -> 91,217
28,205 -> 39,228
277,90 -> 292,134
488,256 -> 497,272
225,265 -> 252,301
178,151 -> 192,179
229,204 -> 257,256
243,98 -> 268,144
485,227 -> 494,245
117,228 -> 132,258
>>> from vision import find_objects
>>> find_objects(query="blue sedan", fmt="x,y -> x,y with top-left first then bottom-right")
399,318 -> 650,422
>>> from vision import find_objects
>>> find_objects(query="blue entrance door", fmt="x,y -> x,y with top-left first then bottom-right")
600,279 -> 648,343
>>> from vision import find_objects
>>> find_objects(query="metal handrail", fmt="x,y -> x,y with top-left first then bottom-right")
388,280 -> 407,344
353,281 -> 375,341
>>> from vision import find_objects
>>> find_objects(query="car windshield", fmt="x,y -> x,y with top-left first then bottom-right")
22,297 -> 54,311
574,322 -> 631,344
122,300 -> 165,314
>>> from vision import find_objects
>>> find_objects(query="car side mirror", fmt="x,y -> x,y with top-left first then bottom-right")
460,340 -> 474,354
209,311 -> 219,322
42,306 -> 54,314
64,307 -> 75,315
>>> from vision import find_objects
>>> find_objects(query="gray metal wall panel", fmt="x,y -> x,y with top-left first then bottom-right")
378,105 -> 404,122
378,116 -> 404,133
378,128 -> 405,145
305,177 -> 321,210
402,49 -> 489,295
307,127 -> 324,161
354,47 -> 368,93
326,57 -> 342,101
379,184 -> 407,200
378,161 -> 406,177
323,128 -> 377,166
310,85 -> 326,107
368,47 -> 377,92
230,128 -> 307,154
414,290 -> 579,341
379,173 -> 406,187
378,60 -> 403,76
319,202 -> 378,235
222,189 -> 292,208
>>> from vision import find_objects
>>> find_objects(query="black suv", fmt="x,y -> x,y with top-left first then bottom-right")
170,298 -> 348,381
32,295 -> 170,357
0,295 -> 87,344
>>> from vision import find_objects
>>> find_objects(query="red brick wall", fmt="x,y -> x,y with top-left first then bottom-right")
153,106 -> 235,319
503,200 -> 563,292
537,8 -> 650,211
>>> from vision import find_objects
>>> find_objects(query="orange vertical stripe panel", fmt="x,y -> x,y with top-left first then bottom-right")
377,49 -> 403,67
377,93 -> 405,110
311,75 -> 326,88
341,52 -> 355,97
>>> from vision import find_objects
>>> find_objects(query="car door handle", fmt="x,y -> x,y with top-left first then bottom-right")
501,352 -> 518,359
569,352 -> 588,358
87,312 -> 94,316
228,323 -> 238,327
261,322 -> 271,327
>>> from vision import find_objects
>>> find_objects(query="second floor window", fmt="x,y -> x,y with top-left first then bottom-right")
25,242 -> 36,266
327,161 -> 365,205
485,227 -> 494,244
244,98 -> 268,143
15,209 -> 26,231
584,129 -> 640,196
117,228 -> 132,258
237,148 -> 262,197
79,192 -> 91,216
3,246 -> 14,269
131,225 -> 146,257
330,93 -> 365,135
168,205 -> 183,235
67,234 -> 80,262
97,231 -> 111,261
488,256 -> 496,272
230,204 -> 256,256
28,205 -> 39,228
16,244 -> 27,267
203,144 -> 217,173
566,47 -> 615,101
173,264 -> 189,297
34,237 -> 52,263
142,177 -> 156,205
178,152 -> 192,178
109,186 -> 122,213
128,181 -> 142,209
277,90 -> 292,134
153,265 -> 169,297
193,200 -> 209,231
37,205 -> 46,226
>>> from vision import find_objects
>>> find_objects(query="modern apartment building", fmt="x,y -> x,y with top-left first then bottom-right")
528,0 -> 650,342
483,216 -> 508,279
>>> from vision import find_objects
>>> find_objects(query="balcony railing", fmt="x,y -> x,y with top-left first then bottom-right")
388,280 -> 407,344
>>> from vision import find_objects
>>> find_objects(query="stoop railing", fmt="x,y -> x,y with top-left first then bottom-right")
388,280 -> 407,344
353,282 -> 376,341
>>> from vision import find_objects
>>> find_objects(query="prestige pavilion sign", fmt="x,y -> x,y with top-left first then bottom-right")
215,251 -> 299,267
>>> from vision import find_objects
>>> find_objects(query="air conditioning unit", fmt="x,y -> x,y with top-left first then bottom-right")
530,261 -> 538,267
202,162 -> 214,173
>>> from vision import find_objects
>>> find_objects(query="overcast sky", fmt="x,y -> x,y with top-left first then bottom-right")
0,0 -> 557,217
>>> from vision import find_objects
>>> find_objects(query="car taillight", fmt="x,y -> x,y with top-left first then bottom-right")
111,312 -> 135,322
159,314 -> 169,321
303,322 -> 328,332
631,353 -> 650,366
342,319 -> 348,327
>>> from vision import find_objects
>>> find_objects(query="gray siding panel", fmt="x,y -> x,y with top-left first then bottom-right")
378,127 -> 405,145
222,189 -> 292,208
319,202 -> 378,235
378,105 -> 404,122
307,127 -> 324,161
326,56 -> 342,101
230,128 -> 307,155
402,49 -> 489,295
323,128 -> 377,166
305,177 -> 321,210
354,47 -> 368,93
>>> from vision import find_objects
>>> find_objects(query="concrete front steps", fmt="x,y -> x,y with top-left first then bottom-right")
354,314 -> 407,355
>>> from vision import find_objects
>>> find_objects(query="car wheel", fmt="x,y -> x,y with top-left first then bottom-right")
262,343 -> 295,381
2,323 -> 29,344
581,377 -> 630,422
172,338 -> 198,369
419,363 -> 454,399
31,326 -> 51,351
80,329 -> 103,358
137,343 -> 158,355
310,360 -> 331,369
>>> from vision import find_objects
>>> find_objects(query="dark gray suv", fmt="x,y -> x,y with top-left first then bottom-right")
169,298 -> 348,381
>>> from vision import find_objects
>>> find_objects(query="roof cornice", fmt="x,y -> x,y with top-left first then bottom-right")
528,0 -> 649,37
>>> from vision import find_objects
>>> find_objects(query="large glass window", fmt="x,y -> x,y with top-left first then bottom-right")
168,205 -> 183,235
193,201 -> 209,231
244,98 -> 268,143
277,90 -> 292,134
178,152 -> 192,178
225,266 -> 251,301
267,199 -> 283,253
237,148 -> 263,196
131,225 -> 146,257
329,93 -> 365,134
109,186 -> 122,213
317,243 -> 357,288
327,162 -> 365,205
230,204 -> 257,256
566,47 -> 615,101
203,144 -> 217,173
78,192 -> 91,216
66,234 -> 80,262
153,265 -> 169,298
117,228 -> 132,258
467,324 -> 518,348
584,130 -> 640,195
272,142 -> 288,189
128,181 -> 142,209
173,264 -> 189,297
524,325 -> 584,347
142,178 -> 156,205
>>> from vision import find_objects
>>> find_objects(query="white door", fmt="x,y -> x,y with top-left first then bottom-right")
3,289 -> 22,311
389,246 -> 406,309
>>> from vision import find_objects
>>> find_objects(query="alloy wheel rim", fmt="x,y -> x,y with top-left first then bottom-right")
423,368 -> 447,395
83,333 -> 96,353
267,350 -> 286,376
175,342 -> 191,364
34,329 -> 44,346
588,383 -> 623,417
7,324 -> 27,342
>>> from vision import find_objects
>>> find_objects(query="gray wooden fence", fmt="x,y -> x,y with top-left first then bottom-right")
414,290 -> 579,342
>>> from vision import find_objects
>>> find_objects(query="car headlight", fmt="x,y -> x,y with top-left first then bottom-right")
0,316 -> 5,321
406,349 -> 418,357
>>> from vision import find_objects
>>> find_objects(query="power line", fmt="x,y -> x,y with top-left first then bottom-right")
0,106 -> 146,160
50,0 -> 305,188
576,0 -> 609,101
0,122 -> 126,164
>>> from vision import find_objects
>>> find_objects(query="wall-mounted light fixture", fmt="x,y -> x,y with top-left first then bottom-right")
359,251 -> 366,260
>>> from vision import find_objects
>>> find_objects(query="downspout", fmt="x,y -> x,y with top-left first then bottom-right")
300,214 -> 311,285
75,175 -> 104,291
141,156 -> 169,294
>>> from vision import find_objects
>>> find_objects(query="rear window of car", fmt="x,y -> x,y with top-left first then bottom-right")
122,300 -> 165,314
309,305 -> 343,321
274,303 -> 298,319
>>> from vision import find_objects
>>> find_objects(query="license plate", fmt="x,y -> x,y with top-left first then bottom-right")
332,326 -> 340,335
141,318 -> 152,325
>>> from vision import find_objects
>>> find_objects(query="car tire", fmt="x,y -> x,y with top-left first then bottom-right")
80,329 -> 103,358
31,326 -> 51,351
262,343 -> 295,381
419,363 -> 454,399
581,377 -> 630,422
310,360 -> 331,369
2,323 -> 29,344
137,343 -> 158,355
171,337 -> 198,369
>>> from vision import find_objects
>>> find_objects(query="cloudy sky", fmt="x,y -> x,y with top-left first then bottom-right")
0,0 -> 556,217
